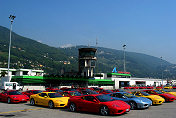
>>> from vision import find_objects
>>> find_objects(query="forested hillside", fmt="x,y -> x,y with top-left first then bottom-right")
1,25 -> 176,78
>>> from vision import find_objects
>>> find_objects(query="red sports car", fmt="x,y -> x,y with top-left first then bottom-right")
60,87 -> 77,92
22,90 -> 43,97
47,88 -> 63,93
172,85 -> 176,89
98,90 -> 113,94
138,86 -> 147,89
112,89 -> 131,93
0,90 -> 29,103
60,91 -> 82,97
90,87 -> 104,93
143,90 -> 176,102
124,87 -> 133,89
146,86 -> 154,89
76,88 -> 94,92
156,86 -> 163,89
68,94 -> 130,116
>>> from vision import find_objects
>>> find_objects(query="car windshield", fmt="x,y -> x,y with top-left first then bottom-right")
162,89 -> 169,92
55,90 -> 63,92
123,93 -> 137,98
92,88 -> 102,91
33,90 -> 42,94
118,89 -> 125,92
9,91 -> 22,95
105,90 -> 113,93
141,92 -> 150,96
96,95 -> 114,102
82,91 -> 98,95
70,92 -> 82,96
85,89 -> 92,91
154,90 -> 163,94
48,93 -> 63,98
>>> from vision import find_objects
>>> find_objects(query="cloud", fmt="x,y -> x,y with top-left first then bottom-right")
37,40 -> 42,43
60,44 -> 74,48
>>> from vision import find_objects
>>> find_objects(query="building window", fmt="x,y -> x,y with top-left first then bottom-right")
12,71 -> 16,75
23,71 -> 28,75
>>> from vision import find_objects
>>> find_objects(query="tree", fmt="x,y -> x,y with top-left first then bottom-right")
0,71 -> 7,77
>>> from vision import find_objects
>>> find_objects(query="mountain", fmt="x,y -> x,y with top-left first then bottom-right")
0,25 -> 176,78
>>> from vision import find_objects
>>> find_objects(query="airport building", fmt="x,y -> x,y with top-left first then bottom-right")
0,47 -> 172,90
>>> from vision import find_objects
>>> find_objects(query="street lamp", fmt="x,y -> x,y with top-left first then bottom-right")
160,56 -> 164,87
123,44 -> 126,72
7,15 -> 16,76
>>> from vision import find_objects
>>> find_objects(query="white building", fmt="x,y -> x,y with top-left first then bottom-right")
94,73 -> 168,89
0,68 -> 44,77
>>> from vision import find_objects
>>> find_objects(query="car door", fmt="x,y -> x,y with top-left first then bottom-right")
82,96 -> 100,113
25,91 -> 31,96
37,93 -> 48,105
0,92 -> 8,101
112,93 -> 127,101
145,91 -> 154,95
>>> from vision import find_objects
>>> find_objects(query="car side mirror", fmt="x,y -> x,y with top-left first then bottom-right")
4,93 -> 7,95
93,99 -> 97,102
44,96 -> 47,98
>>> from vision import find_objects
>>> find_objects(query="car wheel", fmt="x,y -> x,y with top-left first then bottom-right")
129,101 -> 137,110
30,98 -> 35,105
100,106 -> 109,116
7,98 -> 11,104
48,101 -> 54,109
69,103 -> 76,112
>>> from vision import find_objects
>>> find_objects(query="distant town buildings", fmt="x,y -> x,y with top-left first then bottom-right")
0,68 -> 44,77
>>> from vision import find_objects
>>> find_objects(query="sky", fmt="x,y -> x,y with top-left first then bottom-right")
0,0 -> 176,64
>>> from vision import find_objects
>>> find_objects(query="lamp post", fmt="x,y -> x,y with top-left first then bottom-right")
160,56 -> 164,87
123,44 -> 126,72
7,15 -> 16,76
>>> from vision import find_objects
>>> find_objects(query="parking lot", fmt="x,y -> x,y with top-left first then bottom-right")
0,99 -> 175,118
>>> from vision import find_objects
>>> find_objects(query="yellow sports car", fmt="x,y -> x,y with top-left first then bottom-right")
164,86 -> 172,89
132,91 -> 165,105
30,92 -> 69,108
155,89 -> 176,97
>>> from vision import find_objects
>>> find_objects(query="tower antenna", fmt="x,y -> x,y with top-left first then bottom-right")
95,37 -> 99,74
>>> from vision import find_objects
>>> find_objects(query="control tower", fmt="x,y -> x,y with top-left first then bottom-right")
78,48 -> 97,77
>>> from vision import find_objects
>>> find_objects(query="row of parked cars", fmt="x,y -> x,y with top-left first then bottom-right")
0,87 -> 176,116
124,85 -> 176,89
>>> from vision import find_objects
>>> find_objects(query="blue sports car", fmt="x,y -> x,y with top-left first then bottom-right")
107,92 -> 152,109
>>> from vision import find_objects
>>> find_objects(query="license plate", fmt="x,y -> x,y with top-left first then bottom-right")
22,99 -> 25,101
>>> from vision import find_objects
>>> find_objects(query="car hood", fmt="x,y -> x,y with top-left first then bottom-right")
149,95 -> 165,100
164,93 -> 176,98
10,95 -> 29,99
49,97 -> 70,103
130,97 -> 152,103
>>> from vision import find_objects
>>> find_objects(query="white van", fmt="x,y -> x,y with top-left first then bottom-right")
0,82 -> 23,90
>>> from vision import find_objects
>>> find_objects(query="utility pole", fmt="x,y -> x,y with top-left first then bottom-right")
160,56 -> 164,87
123,44 -> 126,72
7,15 -> 16,76
95,37 -> 98,74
